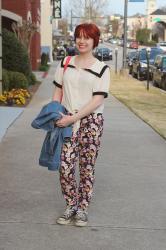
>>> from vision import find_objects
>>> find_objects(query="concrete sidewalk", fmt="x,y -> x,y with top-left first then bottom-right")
0,70 -> 43,142
0,107 -> 24,142
0,62 -> 166,250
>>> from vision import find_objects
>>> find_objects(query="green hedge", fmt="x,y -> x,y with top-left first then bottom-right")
28,72 -> 37,85
2,69 -> 28,91
41,53 -> 49,66
2,69 -> 10,91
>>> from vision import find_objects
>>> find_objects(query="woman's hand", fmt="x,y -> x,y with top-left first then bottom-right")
55,112 -> 74,127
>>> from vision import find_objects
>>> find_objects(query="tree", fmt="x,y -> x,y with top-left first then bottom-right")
67,0 -> 108,25
12,20 -> 38,56
136,28 -> 151,44
2,29 -> 31,78
110,20 -> 119,37
58,19 -> 68,36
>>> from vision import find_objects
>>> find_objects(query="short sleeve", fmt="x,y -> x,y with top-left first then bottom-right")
53,60 -> 64,88
92,66 -> 110,98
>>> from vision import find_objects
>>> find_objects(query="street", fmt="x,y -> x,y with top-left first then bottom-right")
98,42 -> 124,70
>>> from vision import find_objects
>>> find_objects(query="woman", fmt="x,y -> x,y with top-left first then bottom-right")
53,23 -> 110,227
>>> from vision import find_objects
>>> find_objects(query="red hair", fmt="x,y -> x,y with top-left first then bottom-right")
74,23 -> 100,49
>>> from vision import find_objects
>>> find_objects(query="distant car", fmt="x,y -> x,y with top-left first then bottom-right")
118,39 -> 123,46
56,47 -> 66,60
127,41 -> 131,48
126,51 -> 137,74
110,39 -> 117,44
94,47 -> 113,61
157,42 -> 166,52
66,46 -> 79,56
132,47 -> 163,80
151,54 -> 166,90
130,41 -> 139,49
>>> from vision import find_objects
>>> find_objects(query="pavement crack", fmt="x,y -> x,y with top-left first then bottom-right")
0,221 -> 166,231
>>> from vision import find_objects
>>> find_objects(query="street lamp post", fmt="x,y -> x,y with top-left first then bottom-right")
115,47 -> 118,74
70,9 -> 73,31
146,47 -> 151,91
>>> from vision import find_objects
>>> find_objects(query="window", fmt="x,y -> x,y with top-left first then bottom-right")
162,58 -> 166,68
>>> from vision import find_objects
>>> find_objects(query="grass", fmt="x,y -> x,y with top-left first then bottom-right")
110,71 -> 166,139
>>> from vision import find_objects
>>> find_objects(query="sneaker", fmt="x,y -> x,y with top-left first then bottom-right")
74,209 -> 88,227
56,206 -> 77,225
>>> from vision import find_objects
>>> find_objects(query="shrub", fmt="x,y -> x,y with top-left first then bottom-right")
28,72 -> 37,85
8,71 -> 28,90
2,69 -> 10,91
144,40 -> 157,47
2,28 -> 31,78
136,28 -> 151,45
39,64 -> 49,72
41,52 -> 49,66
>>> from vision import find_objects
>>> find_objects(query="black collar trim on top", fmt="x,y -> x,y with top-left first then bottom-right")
61,58 -> 109,78
84,65 -> 109,78
61,58 -> 75,68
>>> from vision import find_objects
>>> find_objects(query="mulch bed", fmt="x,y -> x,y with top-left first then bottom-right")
25,81 -> 41,106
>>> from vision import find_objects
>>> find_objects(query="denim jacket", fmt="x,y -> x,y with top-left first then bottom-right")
31,101 -> 72,171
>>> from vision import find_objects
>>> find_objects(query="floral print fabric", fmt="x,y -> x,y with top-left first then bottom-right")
60,113 -> 104,211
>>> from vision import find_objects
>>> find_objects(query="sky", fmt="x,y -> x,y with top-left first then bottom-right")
62,0 -> 166,17
107,0 -> 166,16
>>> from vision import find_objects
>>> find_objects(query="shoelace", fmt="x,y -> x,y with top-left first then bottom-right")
64,206 -> 76,218
76,210 -> 87,220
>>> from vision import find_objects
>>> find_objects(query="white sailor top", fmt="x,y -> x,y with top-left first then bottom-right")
53,56 -> 110,115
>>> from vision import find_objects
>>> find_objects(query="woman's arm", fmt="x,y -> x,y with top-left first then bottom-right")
72,95 -> 104,122
52,87 -> 62,103
56,95 -> 104,127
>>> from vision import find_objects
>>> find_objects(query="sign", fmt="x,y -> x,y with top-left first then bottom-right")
153,18 -> 161,22
129,0 -> 144,2
52,0 -> 61,19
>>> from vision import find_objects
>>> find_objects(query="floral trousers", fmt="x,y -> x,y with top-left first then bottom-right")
59,113 -> 104,211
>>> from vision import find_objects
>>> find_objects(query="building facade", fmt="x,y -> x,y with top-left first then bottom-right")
127,14 -> 147,40
2,0 -> 41,70
146,0 -> 157,29
0,0 -> 2,94
40,0 -> 53,62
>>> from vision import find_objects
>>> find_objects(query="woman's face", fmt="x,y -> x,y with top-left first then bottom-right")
75,33 -> 94,54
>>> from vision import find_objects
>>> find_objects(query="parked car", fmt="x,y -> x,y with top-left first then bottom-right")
157,42 -> 166,52
130,41 -> 139,49
66,46 -> 79,56
110,39 -> 117,45
118,39 -> 123,46
151,54 -> 166,90
56,46 -> 66,60
126,50 -> 137,74
94,47 -> 113,61
132,47 -> 163,80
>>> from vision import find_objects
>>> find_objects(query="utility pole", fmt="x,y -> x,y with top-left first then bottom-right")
122,0 -> 128,68
0,0 -> 2,94
89,0 -> 92,22
70,9 -> 73,31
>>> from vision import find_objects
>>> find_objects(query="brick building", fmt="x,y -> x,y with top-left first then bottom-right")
2,0 -> 41,70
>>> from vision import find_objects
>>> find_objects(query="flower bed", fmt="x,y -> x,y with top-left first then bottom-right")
0,89 -> 31,106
